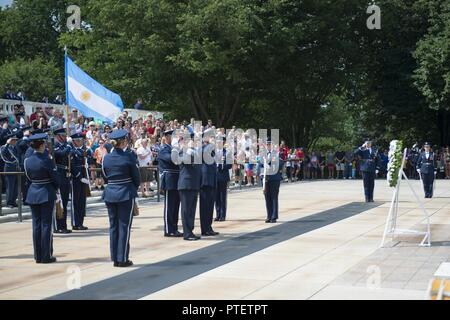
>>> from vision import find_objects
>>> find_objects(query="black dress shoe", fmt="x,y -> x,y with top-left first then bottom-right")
184,234 -> 201,241
214,218 -> 220,222
41,257 -> 57,264
220,218 -> 226,221
165,232 -> 183,238
265,219 -> 271,223
270,219 -> 277,223
62,229 -> 72,234
202,231 -> 219,236
73,226 -> 88,231
116,260 -> 133,268
174,231 -> 184,237
113,261 -> 119,267
54,229 -> 64,234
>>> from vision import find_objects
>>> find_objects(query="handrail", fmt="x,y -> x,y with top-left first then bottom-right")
0,167 -> 161,222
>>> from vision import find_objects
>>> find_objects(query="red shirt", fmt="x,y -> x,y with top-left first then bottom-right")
147,126 -> 156,135
280,146 -> 289,161
296,150 -> 304,160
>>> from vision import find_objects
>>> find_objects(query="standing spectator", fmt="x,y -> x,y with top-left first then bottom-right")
93,139 -> 107,190
303,152 -> 311,179
30,106 -> 44,123
335,150 -> 345,179
296,148 -> 304,180
48,109 -> 64,130
310,152 -> 318,179
326,151 -> 335,178
134,99 -> 143,110
318,152 -> 326,179
444,146 -> 450,179
75,116 -> 85,134
136,138 -> 154,197
344,150 -> 353,179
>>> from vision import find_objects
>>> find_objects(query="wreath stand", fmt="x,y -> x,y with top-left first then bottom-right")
381,148 -> 431,247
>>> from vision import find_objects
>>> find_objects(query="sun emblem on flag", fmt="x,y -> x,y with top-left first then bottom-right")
80,91 -> 91,102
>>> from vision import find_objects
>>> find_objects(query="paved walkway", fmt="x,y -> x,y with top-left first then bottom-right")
0,179 -> 449,300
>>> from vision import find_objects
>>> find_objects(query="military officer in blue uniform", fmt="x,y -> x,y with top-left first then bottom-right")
355,139 -> 379,202
102,129 -> 140,267
199,130 -> 219,236
176,135 -> 202,241
53,128 -> 73,233
0,115 -> 10,194
24,133 -> 59,264
260,139 -> 284,223
215,136 -> 232,222
70,133 -> 89,230
416,142 -> 436,198
0,128 -> 20,208
157,129 -> 183,238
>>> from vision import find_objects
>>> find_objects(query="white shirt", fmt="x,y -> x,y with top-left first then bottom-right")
137,146 -> 152,167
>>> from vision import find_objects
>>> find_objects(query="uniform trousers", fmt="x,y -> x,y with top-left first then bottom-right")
163,189 -> 180,234
179,190 -> 199,238
200,186 -> 215,234
30,201 -> 55,262
106,199 -> 134,263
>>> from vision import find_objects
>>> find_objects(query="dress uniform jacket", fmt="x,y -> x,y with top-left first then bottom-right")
24,152 -> 59,204
416,152 -> 436,174
157,143 -> 180,191
102,148 -> 140,202
416,151 -> 436,198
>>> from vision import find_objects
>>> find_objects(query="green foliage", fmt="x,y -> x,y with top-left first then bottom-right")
0,57 -> 63,101
0,0 -> 449,146
413,1 -> 450,110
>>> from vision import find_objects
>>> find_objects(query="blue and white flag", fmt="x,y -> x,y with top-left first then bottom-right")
65,54 -> 124,123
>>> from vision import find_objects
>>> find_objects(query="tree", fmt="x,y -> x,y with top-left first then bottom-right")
0,57 -> 63,101
414,0 -> 450,145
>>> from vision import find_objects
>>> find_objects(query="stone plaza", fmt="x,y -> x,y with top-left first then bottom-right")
0,179 -> 449,300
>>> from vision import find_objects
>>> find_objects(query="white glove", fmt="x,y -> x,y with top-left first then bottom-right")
81,178 -> 90,185
376,170 -> 379,174
416,169 -> 421,174
56,193 -> 62,203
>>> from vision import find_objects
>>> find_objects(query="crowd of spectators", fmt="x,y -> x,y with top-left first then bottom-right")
2,103 -> 450,202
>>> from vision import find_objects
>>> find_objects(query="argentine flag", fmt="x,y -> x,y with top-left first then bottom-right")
65,54 -> 124,123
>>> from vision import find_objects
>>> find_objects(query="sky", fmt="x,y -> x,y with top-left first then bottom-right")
0,0 -> 12,8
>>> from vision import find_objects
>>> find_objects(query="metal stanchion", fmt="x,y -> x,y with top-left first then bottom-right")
17,174 -> 22,222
